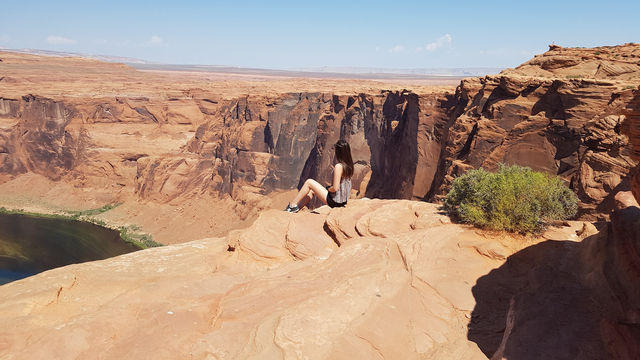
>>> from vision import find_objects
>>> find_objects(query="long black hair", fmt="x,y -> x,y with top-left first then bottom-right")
334,139 -> 354,178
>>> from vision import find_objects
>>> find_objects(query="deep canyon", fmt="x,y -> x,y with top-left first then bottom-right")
1,45 -> 639,244
0,44 -> 639,359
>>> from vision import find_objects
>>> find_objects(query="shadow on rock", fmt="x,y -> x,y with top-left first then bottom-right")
468,206 -> 640,360
468,237 -> 606,359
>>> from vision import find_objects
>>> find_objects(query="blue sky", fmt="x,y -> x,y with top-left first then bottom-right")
1,0 -> 638,69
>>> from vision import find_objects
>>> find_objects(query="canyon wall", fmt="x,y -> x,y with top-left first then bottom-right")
0,89 -> 454,217
2,82 -> 634,221
0,95 -> 85,179
427,75 -> 636,219
178,91 -> 454,203
1,45 -> 639,239
623,90 -> 640,202
427,44 -> 640,220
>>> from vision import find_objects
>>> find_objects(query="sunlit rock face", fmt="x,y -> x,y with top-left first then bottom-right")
2,45 -> 639,236
181,91 -> 454,202
0,199 -> 634,359
0,50 -> 457,243
427,44 -> 640,220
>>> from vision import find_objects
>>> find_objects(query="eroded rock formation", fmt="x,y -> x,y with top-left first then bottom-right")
0,199 -> 607,359
0,95 -> 87,179
1,198 -> 634,359
171,91 -> 453,204
623,89 -> 640,202
0,45 -> 638,241
427,44 -> 640,220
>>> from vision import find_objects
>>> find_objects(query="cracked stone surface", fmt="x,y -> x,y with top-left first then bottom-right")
0,199 -> 612,359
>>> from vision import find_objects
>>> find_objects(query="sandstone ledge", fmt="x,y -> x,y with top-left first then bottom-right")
0,199 -> 609,359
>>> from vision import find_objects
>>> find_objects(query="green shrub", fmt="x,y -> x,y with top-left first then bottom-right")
119,226 -> 162,248
66,203 -> 121,218
444,164 -> 578,233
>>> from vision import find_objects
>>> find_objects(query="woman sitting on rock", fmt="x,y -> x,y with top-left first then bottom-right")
285,139 -> 353,213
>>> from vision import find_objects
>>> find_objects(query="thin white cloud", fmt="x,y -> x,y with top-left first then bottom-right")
418,34 -> 452,52
388,44 -> 404,53
375,46 -> 381,52
46,35 -> 77,45
148,35 -> 167,47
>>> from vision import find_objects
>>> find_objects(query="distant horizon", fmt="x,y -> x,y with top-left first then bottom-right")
0,47 -> 504,77
1,1 -> 638,69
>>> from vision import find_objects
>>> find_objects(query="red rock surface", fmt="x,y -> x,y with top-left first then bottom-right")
508,44 -> 640,80
605,206 -> 640,358
0,51 -> 458,244
1,45 -> 639,357
427,44 -> 640,220
1,46 -> 639,244
623,89 -> 640,202
1,199 -> 618,359
0,51 -> 455,243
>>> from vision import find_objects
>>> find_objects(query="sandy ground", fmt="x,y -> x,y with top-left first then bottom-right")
0,50 -> 459,100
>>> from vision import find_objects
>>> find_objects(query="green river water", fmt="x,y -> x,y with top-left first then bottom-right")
0,213 -> 141,285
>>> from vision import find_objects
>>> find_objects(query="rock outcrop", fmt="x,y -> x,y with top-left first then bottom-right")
0,95 -> 87,179
623,89 -> 640,202
175,91 -> 453,203
0,199 -> 611,359
509,44 -> 640,80
427,44 -> 640,220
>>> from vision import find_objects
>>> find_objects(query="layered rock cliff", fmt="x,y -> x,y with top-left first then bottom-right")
0,58 -> 455,239
427,44 -> 640,220
0,95 -> 87,179
1,45 -> 639,242
174,91 -> 453,203
623,89 -> 640,202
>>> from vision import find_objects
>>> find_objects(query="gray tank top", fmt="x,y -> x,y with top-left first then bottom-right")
331,177 -> 352,203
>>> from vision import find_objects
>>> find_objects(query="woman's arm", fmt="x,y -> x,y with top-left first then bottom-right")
328,163 -> 343,192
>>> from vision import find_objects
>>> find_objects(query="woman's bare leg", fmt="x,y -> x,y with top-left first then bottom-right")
291,179 -> 329,208
297,190 -> 314,209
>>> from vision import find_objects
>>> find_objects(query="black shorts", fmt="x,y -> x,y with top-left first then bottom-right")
326,186 -> 347,208
327,195 -> 347,208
